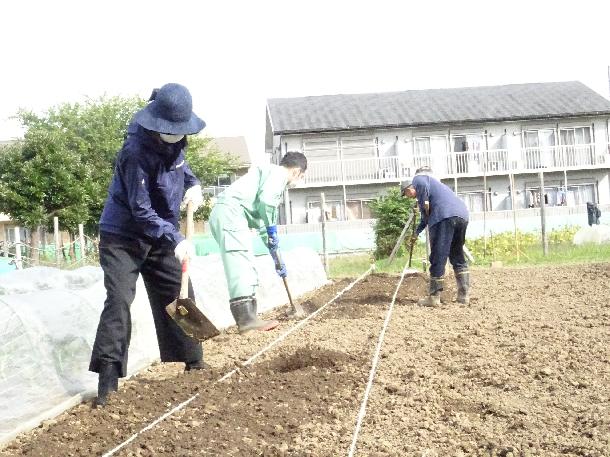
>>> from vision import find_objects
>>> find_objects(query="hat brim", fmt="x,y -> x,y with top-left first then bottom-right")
400,180 -> 413,190
133,105 -> 206,135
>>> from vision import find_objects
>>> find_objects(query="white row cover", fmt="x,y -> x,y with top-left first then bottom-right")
0,247 -> 327,446
573,225 -> 610,245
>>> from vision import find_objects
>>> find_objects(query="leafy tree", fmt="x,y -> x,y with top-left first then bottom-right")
0,130 -> 90,261
0,95 -> 240,262
0,95 -> 143,263
14,96 -> 146,233
369,187 -> 417,259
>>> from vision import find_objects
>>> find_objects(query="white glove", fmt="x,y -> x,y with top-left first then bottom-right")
181,185 -> 204,212
174,240 -> 196,263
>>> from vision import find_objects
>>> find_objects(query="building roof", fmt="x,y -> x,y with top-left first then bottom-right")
267,81 -> 610,135
212,136 -> 251,167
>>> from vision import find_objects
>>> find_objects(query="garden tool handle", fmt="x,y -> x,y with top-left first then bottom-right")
283,273 -> 305,316
282,277 -> 294,307
179,202 -> 195,299
180,258 -> 190,299
408,208 -> 418,268
272,248 -> 282,270
273,250 -> 302,314
388,211 -> 415,266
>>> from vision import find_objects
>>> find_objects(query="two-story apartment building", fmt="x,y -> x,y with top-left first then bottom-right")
266,81 -> 610,225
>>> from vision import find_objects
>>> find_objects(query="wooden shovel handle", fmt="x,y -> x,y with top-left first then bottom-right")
283,276 -> 305,316
179,201 -> 194,299
180,257 -> 189,299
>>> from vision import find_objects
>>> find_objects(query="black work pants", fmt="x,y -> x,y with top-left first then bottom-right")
428,217 -> 468,278
89,232 -> 202,377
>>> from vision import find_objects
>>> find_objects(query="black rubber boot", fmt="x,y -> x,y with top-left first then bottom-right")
95,361 -> 119,407
418,276 -> 444,307
455,270 -> 470,304
229,296 -> 280,334
185,360 -> 210,371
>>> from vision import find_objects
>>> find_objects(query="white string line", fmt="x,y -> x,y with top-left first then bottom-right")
102,265 -> 374,457
347,263 -> 412,457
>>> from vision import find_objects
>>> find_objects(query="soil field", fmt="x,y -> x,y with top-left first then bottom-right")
2,263 -> 609,456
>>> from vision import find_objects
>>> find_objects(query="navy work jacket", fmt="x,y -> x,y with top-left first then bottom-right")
413,174 -> 469,235
99,123 -> 199,247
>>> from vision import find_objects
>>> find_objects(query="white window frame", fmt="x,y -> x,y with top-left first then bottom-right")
522,129 -> 558,168
457,191 -> 485,212
559,126 -> 592,145
412,135 -> 449,173
345,199 -> 374,220
559,126 -> 594,166
307,200 -> 343,222
302,137 -> 340,161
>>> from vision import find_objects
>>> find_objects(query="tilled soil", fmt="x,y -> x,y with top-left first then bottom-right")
2,264 -> 609,456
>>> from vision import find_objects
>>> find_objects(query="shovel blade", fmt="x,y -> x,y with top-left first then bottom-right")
285,308 -> 306,320
166,297 -> 220,341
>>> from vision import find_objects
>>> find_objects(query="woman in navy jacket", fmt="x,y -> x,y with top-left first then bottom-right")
90,83 -> 206,406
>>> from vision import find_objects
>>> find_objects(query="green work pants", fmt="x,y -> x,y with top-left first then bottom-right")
209,203 -> 258,299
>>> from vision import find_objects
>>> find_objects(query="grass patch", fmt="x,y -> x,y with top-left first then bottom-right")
328,253 -> 375,278
328,243 -> 610,279
489,242 -> 610,267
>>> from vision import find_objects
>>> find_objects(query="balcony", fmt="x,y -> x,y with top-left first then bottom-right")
296,143 -> 609,188
434,144 -> 608,177
302,156 -> 402,187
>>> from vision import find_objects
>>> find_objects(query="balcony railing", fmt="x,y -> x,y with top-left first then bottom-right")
302,156 -> 401,186
296,143 -> 609,187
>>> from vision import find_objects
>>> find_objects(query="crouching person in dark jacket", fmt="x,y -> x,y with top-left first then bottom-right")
90,83 -> 207,406
401,173 -> 470,306
587,201 -> 601,226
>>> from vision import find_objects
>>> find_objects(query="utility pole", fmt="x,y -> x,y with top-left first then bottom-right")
320,192 -> 329,276
539,171 -> 548,256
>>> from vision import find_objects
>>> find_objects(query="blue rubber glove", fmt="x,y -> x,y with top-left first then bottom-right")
270,249 -> 287,278
266,225 -> 279,251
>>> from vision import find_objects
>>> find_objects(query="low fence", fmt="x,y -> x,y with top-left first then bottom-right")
0,219 -> 99,272
0,238 -> 99,271
193,220 -> 374,257
467,203 -> 610,237
1,204 -> 607,274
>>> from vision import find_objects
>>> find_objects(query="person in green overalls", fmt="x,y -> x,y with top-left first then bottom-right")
208,152 -> 307,333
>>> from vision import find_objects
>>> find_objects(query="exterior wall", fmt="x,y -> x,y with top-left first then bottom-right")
600,173 -> 610,204
286,183 -> 395,224
0,215 -> 12,243
376,131 -> 399,157
284,135 -> 303,154
0,222 -> 8,243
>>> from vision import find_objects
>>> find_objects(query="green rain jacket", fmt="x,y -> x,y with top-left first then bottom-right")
214,163 -> 288,233
209,164 -> 289,298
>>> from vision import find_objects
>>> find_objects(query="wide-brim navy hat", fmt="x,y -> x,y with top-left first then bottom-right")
134,83 -> 205,135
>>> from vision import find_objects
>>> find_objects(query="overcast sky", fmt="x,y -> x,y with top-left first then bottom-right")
1,0 -> 609,159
